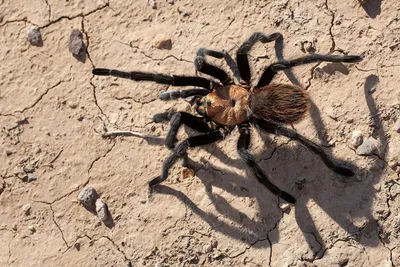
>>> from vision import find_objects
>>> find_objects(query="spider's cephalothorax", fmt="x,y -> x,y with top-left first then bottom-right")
92,32 -> 362,204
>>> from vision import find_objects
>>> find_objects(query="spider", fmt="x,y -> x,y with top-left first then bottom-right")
92,32 -> 362,204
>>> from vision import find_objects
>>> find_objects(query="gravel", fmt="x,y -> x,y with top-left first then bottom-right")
77,186 -> 99,211
95,198 -> 109,221
27,26 -> 43,46
154,36 -> 172,50
350,130 -> 363,148
356,138 -> 378,156
22,204 -> 32,215
27,173 -> 37,182
68,29 -> 85,55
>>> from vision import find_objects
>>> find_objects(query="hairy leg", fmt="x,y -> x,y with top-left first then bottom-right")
195,48 -> 240,84
257,54 -> 363,88
158,88 -> 210,100
236,32 -> 283,85
92,68 -> 214,90
153,112 -> 211,149
237,123 -> 296,204
149,130 -> 224,188
253,118 -> 354,176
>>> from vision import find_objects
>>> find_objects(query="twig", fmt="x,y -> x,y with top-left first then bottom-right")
102,130 -> 164,140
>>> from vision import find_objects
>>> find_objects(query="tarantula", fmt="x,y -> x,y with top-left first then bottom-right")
93,32 -> 362,204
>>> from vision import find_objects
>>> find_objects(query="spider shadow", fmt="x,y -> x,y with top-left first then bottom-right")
359,0 -> 382,19
277,49 -> 386,255
154,125 -> 380,257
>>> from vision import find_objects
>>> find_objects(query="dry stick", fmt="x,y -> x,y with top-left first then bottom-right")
102,130 -> 165,140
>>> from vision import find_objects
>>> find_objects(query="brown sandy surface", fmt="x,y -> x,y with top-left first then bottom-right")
1,0 -> 400,266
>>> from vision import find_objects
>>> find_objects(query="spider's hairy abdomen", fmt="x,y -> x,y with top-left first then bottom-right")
249,83 -> 309,124
205,85 -> 250,125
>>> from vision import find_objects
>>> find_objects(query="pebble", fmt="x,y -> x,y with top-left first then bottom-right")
350,130 -> 363,148
203,244 -> 213,253
28,225 -> 36,233
148,0 -> 157,9
177,7 -> 191,17
27,173 -> 37,182
154,36 -> 172,50
69,29 -> 85,55
69,100 -> 79,109
95,198 -> 109,221
27,26 -> 43,46
22,204 -> 32,215
356,138 -> 378,156
280,203 -> 291,213
5,150 -> 12,156
210,238 -> 218,248
77,186 -> 99,211
181,167 -> 194,179
395,119 -> 400,133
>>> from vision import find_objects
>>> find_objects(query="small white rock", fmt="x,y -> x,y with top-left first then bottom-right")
280,203 -> 291,213
28,225 -> 36,233
27,173 -> 37,182
95,198 -> 109,221
22,204 -> 31,215
203,244 -> 213,253
351,130 -> 363,148
148,0 -> 156,9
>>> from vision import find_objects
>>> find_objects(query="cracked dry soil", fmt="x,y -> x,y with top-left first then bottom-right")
1,0 -> 400,266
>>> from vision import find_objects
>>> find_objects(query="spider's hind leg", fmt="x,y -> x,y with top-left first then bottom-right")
257,53 -> 363,87
254,119 -> 354,177
153,112 -> 211,149
237,123 -> 296,204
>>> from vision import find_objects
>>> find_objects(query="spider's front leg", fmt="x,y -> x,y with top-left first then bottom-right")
148,130 -> 224,193
236,32 -> 283,85
237,123 -> 296,204
153,112 -> 211,149
194,48 -> 240,84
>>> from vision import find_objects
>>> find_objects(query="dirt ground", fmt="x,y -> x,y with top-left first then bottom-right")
1,0 -> 400,266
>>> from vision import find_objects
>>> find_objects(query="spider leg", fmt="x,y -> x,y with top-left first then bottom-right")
195,48 -> 241,84
237,123 -> 296,204
153,112 -> 211,149
92,68 -> 214,90
158,88 -> 209,100
148,130 -> 224,188
257,53 -> 363,88
253,118 -> 354,176
236,32 -> 283,85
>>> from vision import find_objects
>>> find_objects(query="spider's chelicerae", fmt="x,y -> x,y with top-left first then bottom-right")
93,32 -> 362,204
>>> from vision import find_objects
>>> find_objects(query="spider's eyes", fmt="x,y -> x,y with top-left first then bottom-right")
206,100 -> 212,107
